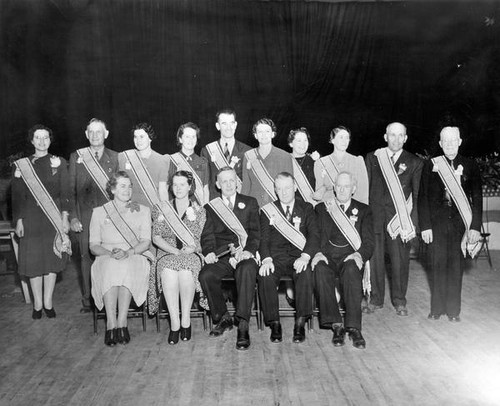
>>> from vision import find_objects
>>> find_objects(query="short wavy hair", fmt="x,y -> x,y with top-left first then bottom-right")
288,127 -> 310,145
132,122 -> 156,140
252,118 -> 277,135
171,170 -> 196,197
329,126 -> 351,143
176,122 -> 200,147
28,124 -> 54,143
106,171 -> 131,199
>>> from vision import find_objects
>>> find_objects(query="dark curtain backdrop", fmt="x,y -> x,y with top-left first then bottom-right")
1,0 -> 499,160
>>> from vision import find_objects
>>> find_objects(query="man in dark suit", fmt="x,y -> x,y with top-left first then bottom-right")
69,118 -> 119,313
200,109 -> 251,200
258,172 -> 319,343
418,123 -> 482,322
199,167 -> 260,350
365,122 -> 423,316
312,172 -> 374,349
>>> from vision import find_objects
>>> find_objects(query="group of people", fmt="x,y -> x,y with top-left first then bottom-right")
11,109 -> 483,351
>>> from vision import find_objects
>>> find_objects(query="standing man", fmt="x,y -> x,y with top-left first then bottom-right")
365,122 -> 423,316
312,172 -> 374,349
418,123 -> 482,322
199,167 -> 260,350
69,118 -> 119,313
201,109 -> 251,200
258,172 -> 318,343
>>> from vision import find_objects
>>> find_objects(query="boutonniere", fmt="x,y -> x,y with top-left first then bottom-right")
157,214 -> 165,222
238,202 -> 245,209
455,164 -> 463,177
292,216 -> 301,229
352,207 -> 358,216
125,161 -> 131,170
432,163 -> 439,172
397,163 -> 407,175
14,168 -> 21,178
104,216 -> 111,224
246,159 -> 253,170
310,151 -> 320,161
185,207 -> 196,221
77,156 -> 83,164
229,156 -> 240,168
269,214 -> 276,226
350,215 -> 358,223
50,156 -> 61,168
210,153 -> 216,163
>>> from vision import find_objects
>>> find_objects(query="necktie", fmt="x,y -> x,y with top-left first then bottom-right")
444,160 -> 454,205
95,151 -> 99,161
227,198 -> 233,210
285,205 -> 291,221
223,143 -> 230,161
391,153 -> 396,164
186,155 -> 192,161
340,204 -> 345,212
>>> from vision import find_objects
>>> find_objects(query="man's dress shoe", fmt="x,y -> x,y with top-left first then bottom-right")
209,317 -> 233,337
104,329 -> 117,346
347,328 -> 366,349
395,305 -> 408,316
448,316 -> 461,322
362,303 -> 383,314
427,313 -> 441,320
293,317 -> 306,343
236,320 -> 250,350
332,325 -> 345,347
270,321 -> 282,343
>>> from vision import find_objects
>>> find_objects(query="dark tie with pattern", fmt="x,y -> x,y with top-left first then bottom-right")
285,205 -> 291,221
227,198 -> 233,211
340,204 -> 345,212
95,151 -> 99,161
224,143 -> 230,161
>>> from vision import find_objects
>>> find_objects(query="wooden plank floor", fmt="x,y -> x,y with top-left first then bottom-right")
1,252 -> 500,406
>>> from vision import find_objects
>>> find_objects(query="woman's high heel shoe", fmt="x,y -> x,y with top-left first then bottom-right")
180,326 -> 191,341
168,329 -> 180,345
105,329 -> 117,346
32,309 -> 43,320
44,307 -> 56,318
116,327 -> 130,344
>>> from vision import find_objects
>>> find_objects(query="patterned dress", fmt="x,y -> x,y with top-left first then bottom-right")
148,200 -> 207,314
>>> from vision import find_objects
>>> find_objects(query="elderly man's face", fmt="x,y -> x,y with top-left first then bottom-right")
216,169 -> 237,198
439,127 -> 461,159
86,121 -> 108,147
275,176 -> 296,206
335,173 -> 356,204
384,123 -> 407,153
216,113 -> 237,139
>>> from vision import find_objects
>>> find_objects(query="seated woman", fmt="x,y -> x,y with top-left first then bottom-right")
89,171 -> 152,347
151,170 -> 206,345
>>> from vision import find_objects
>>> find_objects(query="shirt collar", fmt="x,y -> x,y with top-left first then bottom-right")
386,148 -> 403,163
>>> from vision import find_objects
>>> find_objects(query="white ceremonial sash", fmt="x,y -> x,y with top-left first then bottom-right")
432,156 -> 481,258
102,201 -> 155,262
206,141 -> 243,192
292,156 -> 316,206
123,150 -> 160,207
77,148 -> 110,200
15,158 -> 72,258
375,148 -> 415,242
261,202 -> 306,250
170,152 -> 204,204
245,149 -> 277,202
208,197 -> 248,252
318,155 -> 340,186
155,201 -> 196,247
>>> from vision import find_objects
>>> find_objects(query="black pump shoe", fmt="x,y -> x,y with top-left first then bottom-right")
168,329 -> 180,345
105,329 -> 117,346
180,326 -> 191,341
44,307 -> 56,318
32,309 -> 43,320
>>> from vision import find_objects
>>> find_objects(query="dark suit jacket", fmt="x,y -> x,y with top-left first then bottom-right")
418,154 -> 482,233
68,147 -> 119,222
260,198 -> 319,260
365,149 -> 423,233
201,193 -> 260,256
315,199 -> 374,263
201,139 -> 252,200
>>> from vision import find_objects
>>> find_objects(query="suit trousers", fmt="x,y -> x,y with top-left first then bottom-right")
429,217 -> 465,317
370,231 -> 410,307
257,254 -> 313,324
314,258 -> 363,330
77,210 -> 94,306
199,257 -> 258,323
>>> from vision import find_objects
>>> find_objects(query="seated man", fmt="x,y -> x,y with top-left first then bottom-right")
199,167 -> 260,351
312,171 -> 374,349
258,172 -> 318,343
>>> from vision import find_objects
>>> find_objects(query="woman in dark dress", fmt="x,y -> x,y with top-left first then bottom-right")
12,125 -> 71,319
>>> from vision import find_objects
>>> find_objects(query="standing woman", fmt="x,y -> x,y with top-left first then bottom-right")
288,127 -> 320,205
12,125 -> 71,319
151,170 -> 206,344
241,118 -> 293,207
169,123 -> 209,205
118,122 -> 170,208
313,126 -> 369,204
89,172 -> 152,346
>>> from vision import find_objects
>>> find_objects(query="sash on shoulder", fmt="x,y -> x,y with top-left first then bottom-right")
206,142 -> 243,192
170,153 -> 204,204
102,201 -> 155,262
155,201 -> 196,247
77,148 -> 110,201
431,156 -> 481,258
15,158 -> 72,258
245,149 -> 277,201
318,155 -> 339,186
375,148 -> 415,242
123,150 -> 160,207
261,202 -> 306,250
292,156 -> 316,206
208,197 -> 248,252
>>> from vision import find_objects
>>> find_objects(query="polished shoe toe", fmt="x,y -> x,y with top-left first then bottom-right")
236,325 -> 250,351
181,325 -> 192,341
32,308 -> 43,320
104,329 -> 117,346
209,317 -> 233,337
448,316 -> 461,322
332,325 -> 346,347
293,317 -> 306,343
270,321 -> 282,343
347,328 -> 366,349
427,313 -> 441,320
168,329 -> 180,345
